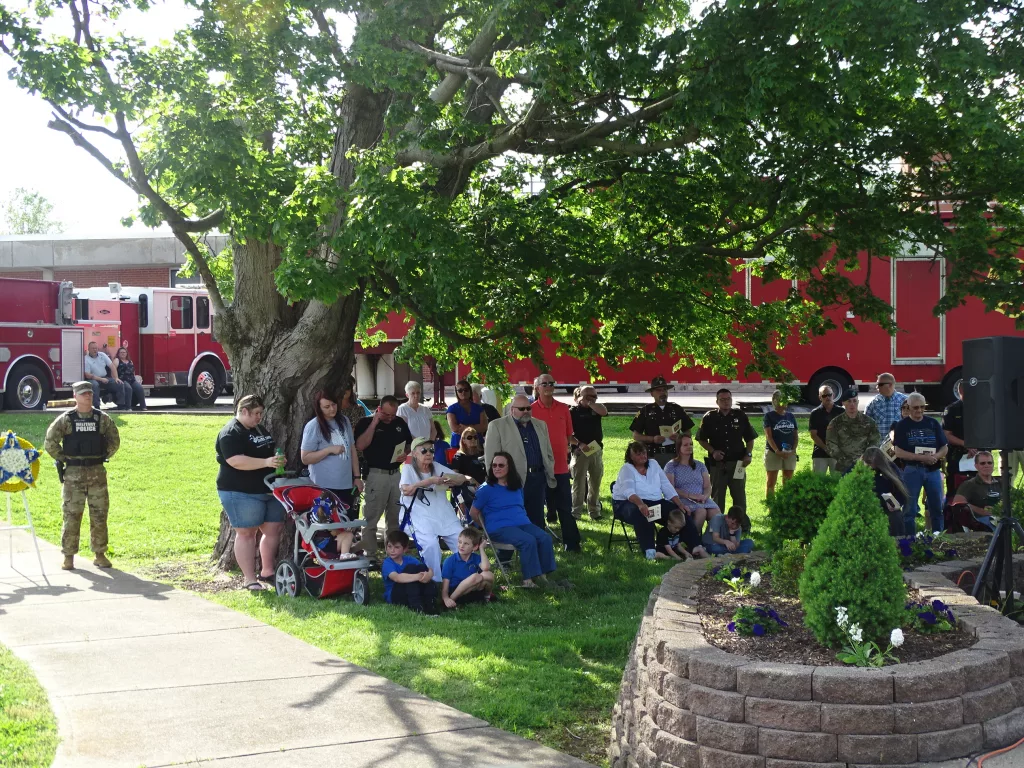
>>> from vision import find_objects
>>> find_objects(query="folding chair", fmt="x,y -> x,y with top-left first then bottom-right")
606,481 -> 635,553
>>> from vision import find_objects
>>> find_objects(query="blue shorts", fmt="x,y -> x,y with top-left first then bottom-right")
218,491 -> 286,529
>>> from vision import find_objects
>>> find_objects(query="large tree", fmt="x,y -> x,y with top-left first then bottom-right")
3,0 -> 1024,559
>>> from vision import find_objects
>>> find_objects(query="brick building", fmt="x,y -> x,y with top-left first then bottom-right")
0,232 -> 228,288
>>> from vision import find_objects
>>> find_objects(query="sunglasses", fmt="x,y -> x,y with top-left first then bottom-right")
877,382 -> 894,387
463,436 -> 479,441
491,463 -> 508,469
537,381 -> 555,386
419,447 -> 435,454
456,388 -> 470,393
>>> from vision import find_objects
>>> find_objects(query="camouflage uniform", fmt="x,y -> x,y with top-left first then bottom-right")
44,408 -> 120,556
825,413 -> 881,474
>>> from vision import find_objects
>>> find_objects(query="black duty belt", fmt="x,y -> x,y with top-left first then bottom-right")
527,467 -> 545,474
368,467 -> 401,475
65,458 -> 104,467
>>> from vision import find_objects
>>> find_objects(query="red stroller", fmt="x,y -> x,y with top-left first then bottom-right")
266,474 -> 372,604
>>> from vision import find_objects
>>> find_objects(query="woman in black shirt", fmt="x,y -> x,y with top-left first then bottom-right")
114,346 -> 147,410
216,394 -> 286,591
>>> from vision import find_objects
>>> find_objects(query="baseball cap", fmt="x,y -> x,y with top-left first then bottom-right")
840,386 -> 860,402
72,381 -> 92,395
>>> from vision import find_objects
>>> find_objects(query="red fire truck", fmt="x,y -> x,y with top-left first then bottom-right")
0,277 -> 231,409
362,251 -> 1019,406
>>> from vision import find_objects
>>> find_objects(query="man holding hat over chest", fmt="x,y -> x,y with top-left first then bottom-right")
44,381 -> 121,570
630,376 -> 694,468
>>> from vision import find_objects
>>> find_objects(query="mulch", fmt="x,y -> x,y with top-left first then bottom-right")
695,569 -> 977,666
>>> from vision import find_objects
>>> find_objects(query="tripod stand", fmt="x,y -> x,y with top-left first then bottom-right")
970,453 -> 1024,613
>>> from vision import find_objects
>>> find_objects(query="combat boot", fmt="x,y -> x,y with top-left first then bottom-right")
62,556 -> 75,570
93,553 -> 112,568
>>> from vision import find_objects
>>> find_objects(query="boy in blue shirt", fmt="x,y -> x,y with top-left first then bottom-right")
441,527 -> 495,608
381,530 -> 437,613
702,506 -> 755,555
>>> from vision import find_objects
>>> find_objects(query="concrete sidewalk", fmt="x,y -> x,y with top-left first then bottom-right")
0,530 -> 592,768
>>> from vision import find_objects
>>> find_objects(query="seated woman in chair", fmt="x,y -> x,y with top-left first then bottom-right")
400,437 -> 478,582
469,451 -> 566,589
612,441 -> 707,561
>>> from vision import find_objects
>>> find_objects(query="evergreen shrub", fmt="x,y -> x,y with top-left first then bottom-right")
799,464 -> 906,647
764,469 -> 839,550
764,539 -> 806,597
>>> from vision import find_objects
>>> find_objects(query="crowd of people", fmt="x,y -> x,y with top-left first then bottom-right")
210,371 -> 996,603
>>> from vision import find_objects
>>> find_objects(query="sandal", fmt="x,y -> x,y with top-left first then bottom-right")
256,573 -> 274,584
244,581 -> 266,592
338,552 -> 358,561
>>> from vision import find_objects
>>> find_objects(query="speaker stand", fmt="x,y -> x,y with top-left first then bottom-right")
970,454 -> 1023,614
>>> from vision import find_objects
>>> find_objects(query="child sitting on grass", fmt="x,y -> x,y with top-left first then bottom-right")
381,530 -> 437,613
655,508 -> 707,561
702,506 -> 755,555
441,527 -> 495,608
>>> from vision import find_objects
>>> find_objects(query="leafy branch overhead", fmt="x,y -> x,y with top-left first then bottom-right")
2,0 -> 1023,384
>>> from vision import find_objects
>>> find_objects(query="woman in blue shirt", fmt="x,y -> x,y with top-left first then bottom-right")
447,379 -> 487,449
469,451 -> 561,589
763,390 -> 798,496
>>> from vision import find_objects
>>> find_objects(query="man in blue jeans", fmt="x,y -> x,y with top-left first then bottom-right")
892,392 -> 948,533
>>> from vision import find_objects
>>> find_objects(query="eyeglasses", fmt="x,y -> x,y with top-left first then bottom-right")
514,405 -> 532,412
491,462 -> 508,469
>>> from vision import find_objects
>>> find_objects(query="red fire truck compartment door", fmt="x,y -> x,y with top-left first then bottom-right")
892,258 -> 944,364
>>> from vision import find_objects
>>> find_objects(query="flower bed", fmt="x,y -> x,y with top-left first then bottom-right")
610,553 -> 1024,768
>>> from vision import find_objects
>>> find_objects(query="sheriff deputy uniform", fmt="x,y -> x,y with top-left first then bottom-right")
44,381 -> 121,570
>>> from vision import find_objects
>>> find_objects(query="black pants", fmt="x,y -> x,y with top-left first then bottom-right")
545,472 -> 581,552
391,563 -> 437,613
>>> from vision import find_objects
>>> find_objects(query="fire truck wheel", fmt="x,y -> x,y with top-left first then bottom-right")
806,369 -> 853,406
187,361 -> 223,406
4,361 -> 50,410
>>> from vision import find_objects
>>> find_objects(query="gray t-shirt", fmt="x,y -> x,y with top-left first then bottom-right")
300,416 -> 355,490
84,352 -> 113,378
702,513 -> 742,549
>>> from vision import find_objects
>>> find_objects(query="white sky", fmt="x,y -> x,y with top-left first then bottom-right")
0,2 -> 199,235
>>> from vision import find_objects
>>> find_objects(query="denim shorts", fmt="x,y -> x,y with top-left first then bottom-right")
218,491 -> 286,529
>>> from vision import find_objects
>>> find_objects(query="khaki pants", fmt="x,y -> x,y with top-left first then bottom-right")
812,458 -> 838,474
362,468 -> 401,558
570,447 -> 603,518
61,465 -> 109,556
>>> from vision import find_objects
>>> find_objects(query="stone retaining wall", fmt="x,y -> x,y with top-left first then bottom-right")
610,555 -> 1024,768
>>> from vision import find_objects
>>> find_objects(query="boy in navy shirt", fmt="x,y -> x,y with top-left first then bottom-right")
381,530 -> 437,613
441,527 -> 495,608
655,508 -> 704,561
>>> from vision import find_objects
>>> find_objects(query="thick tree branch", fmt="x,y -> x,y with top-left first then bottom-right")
48,103 -> 118,139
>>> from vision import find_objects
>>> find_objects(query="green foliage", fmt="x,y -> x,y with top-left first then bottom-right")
3,0 -> 1024,389
0,187 -> 63,235
177,242 -> 235,303
764,469 -> 839,550
763,539 -> 807,597
799,465 -> 906,647
727,604 -> 788,637
895,532 -> 961,568
0,643 -> 59,768
834,610 -> 903,667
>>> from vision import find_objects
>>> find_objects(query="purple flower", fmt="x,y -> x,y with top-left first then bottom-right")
932,599 -> 947,612
754,607 -> 767,617
727,622 -> 736,632
777,619 -> 789,627
898,539 -> 913,557
767,608 -> 780,620
924,549 -> 934,560
731,567 -> 742,578
918,611 -> 938,625
945,549 -> 959,558
945,609 -> 956,624
753,624 -> 766,636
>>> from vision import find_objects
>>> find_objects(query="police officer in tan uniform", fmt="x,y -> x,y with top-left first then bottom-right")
44,381 -> 121,570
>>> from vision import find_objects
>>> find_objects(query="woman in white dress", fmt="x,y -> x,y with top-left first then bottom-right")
400,437 -> 478,581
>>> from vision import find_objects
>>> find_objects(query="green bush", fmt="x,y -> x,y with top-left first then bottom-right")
764,469 -> 840,550
764,539 -> 806,597
799,464 -> 906,647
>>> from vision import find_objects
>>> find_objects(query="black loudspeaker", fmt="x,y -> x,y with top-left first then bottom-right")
963,336 -> 1024,450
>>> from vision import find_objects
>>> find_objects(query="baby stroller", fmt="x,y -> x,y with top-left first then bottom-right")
266,474 -> 372,604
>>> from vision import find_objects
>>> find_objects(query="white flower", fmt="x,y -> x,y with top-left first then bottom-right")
890,628 -> 905,648
0,446 -> 29,473
835,606 -> 849,628
916,531 -> 927,541
932,531 -> 941,538
849,623 -> 863,643
749,571 -> 761,587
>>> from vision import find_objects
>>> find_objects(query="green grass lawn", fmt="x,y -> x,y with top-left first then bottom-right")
0,410 -> 817,764
0,644 -> 59,768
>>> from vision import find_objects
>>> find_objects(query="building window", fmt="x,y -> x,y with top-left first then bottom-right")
197,296 -> 210,329
170,296 -> 193,329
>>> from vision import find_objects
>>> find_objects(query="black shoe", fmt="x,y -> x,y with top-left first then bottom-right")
563,546 -> 582,555
546,514 -> 557,524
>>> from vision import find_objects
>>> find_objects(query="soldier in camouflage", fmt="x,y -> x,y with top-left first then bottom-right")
825,387 -> 881,474
44,381 -> 121,570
